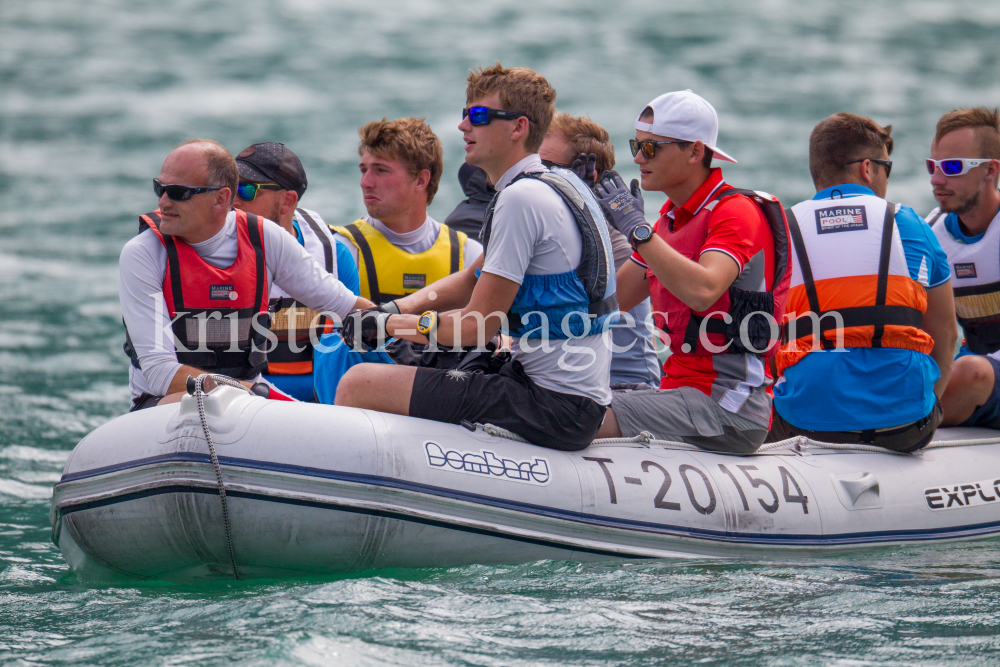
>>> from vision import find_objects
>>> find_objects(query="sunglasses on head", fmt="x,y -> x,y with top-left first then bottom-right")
236,181 -> 284,202
846,157 -> 893,177
462,106 -> 532,126
926,158 -> 993,177
629,138 -> 690,159
153,178 -> 223,201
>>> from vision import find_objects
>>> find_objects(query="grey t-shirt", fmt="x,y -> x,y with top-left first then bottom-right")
481,154 -> 612,405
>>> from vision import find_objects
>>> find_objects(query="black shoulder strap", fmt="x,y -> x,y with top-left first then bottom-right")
479,191 -> 502,256
245,213 -> 266,314
139,210 -> 160,235
342,222 -> 381,304
447,225 -> 460,274
296,208 -> 334,273
871,203 -> 896,348
152,215 -> 185,312
927,209 -> 946,227
784,207 -> 828,348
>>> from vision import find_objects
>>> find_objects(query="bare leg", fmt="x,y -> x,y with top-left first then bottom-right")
941,355 -> 996,426
335,363 -> 418,415
595,407 -> 623,438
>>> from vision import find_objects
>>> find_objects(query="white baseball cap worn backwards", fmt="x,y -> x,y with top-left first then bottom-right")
635,90 -> 737,163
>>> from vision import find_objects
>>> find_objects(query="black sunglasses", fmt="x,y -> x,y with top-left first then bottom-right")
629,138 -> 690,159
153,178 -> 223,201
846,157 -> 893,177
541,159 -> 573,170
236,181 -> 284,202
463,106 -> 532,126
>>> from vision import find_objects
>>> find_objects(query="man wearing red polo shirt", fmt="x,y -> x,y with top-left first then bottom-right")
594,90 -> 790,453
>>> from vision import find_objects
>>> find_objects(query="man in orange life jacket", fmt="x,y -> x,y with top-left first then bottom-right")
231,142 -> 361,401
119,139 -> 373,411
769,113 -> 956,452
593,90 -> 792,454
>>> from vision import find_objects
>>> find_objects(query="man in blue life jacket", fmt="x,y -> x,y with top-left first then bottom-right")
924,107 -> 1000,429
335,63 -> 619,451
538,111 -> 660,389
767,113 -> 955,452
232,142 -> 361,401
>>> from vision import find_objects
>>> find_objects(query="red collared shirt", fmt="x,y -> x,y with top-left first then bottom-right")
631,168 -> 776,408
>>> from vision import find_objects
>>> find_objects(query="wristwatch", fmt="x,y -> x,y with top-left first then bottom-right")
417,310 -> 439,338
629,223 -> 654,249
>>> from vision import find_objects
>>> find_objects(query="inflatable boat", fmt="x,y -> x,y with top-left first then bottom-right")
51,380 -> 1000,582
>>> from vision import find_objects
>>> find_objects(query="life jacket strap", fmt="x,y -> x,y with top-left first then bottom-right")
296,208 -> 334,273
782,304 -> 924,342
340,222 -> 383,304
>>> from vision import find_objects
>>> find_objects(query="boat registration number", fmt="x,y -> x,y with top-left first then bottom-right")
584,457 -> 809,516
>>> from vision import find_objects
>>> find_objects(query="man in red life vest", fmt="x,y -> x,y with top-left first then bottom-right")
119,139 -> 373,411
593,90 -> 792,453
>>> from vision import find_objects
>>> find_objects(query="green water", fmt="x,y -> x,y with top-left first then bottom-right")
3,0 -> 1000,663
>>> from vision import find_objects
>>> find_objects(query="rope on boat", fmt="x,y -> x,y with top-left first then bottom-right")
477,423 -> 1000,455
192,373 -> 250,580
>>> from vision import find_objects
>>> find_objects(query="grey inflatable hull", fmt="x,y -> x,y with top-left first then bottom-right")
51,387 -> 1000,582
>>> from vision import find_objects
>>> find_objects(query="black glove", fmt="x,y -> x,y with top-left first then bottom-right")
593,170 -> 647,240
341,308 -> 390,352
378,300 -> 400,315
570,152 -> 598,185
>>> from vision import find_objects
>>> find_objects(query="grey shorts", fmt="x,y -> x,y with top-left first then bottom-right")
610,386 -> 768,454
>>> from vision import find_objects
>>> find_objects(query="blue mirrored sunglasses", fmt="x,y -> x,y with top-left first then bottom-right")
462,106 -> 532,126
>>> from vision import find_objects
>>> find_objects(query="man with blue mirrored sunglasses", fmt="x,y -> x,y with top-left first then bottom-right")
926,107 -> 1000,430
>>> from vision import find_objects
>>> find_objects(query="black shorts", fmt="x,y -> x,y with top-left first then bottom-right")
130,393 -> 163,412
408,360 -> 605,451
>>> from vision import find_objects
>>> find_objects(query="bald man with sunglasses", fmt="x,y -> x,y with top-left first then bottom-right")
119,139 -> 373,412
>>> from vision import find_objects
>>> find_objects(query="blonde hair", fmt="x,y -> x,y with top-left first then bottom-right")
465,63 -> 556,152
935,107 -> 1000,161
358,118 -> 443,204
549,112 -> 615,174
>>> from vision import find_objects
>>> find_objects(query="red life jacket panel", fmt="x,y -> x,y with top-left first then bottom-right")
125,209 -> 271,380
648,187 -> 792,357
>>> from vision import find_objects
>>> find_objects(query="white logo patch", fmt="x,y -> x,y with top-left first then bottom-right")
424,441 -> 550,485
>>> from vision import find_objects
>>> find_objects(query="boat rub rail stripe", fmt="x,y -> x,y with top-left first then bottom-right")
56,453 -> 1000,546
57,485 -> 640,560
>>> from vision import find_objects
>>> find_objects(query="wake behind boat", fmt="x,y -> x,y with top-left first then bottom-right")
51,383 -> 1000,582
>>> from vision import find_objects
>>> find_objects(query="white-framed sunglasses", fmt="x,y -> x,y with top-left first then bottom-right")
926,158 -> 996,177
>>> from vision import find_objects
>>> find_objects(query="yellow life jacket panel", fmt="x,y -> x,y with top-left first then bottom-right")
332,219 -> 467,304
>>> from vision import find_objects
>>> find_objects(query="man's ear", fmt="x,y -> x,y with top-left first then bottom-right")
282,190 -> 299,216
689,141 -> 706,165
216,188 -> 233,209
510,117 -> 530,145
413,169 -> 431,193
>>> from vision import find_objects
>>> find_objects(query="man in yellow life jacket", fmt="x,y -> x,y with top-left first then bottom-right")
331,118 -> 483,309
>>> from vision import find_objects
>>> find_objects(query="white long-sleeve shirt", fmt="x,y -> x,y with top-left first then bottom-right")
119,210 -> 358,399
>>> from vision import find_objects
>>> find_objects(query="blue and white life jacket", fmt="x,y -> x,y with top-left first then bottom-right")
480,168 -> 619,339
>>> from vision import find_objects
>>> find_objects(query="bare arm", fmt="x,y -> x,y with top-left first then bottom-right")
922,281 -> 958,398
637,234 -> 740,312
616,259 -> 652,313
390,253 -> 484,314
386,268 -> 520,348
